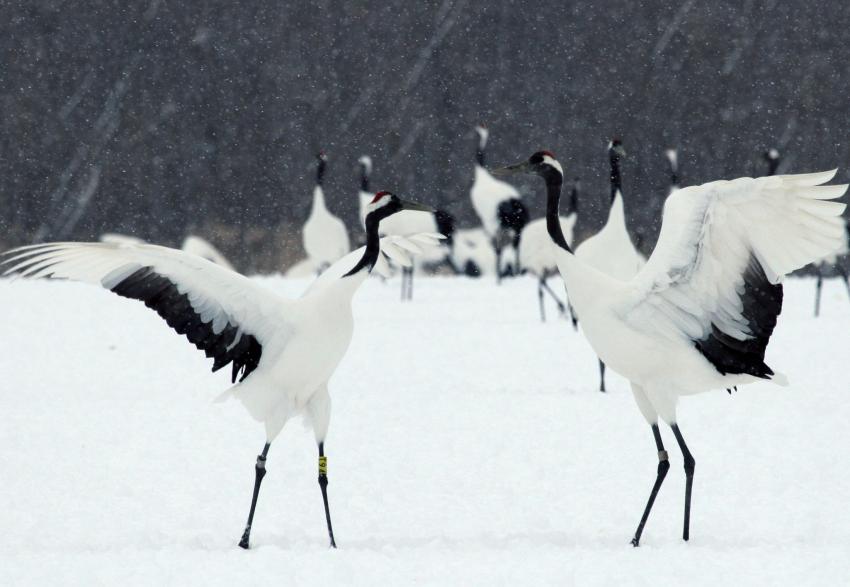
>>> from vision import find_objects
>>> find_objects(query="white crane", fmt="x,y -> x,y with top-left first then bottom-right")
2,191 -> 440,550
574,139 -> 646,392
449,227 -> 495,277
519,179 -> 579,323
303,152 -> 350,273
469,125 -> 529,281
665,148 -> 681,194
495,150 -> 846,546
357,155 -> 455,300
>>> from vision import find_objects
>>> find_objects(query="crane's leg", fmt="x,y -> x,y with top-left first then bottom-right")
494,240 -> 503,284
539,278 -> 567,316
408,267 -> 414,301
568,302 -> 578,331
814,271 -> 823,317
671,424 -> 696,541
317,442 -> 337,548
631,424 -> 670,547
239,442 -> 271,549
839,267 -> 850,301
598,360 -> 607,393
538,278 -> 546,322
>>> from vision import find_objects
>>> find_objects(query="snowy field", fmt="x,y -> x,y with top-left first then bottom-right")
2,274 -> 850,585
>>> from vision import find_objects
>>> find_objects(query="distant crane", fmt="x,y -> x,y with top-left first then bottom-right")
469,125 -> 529,281
303,152 -> 350,273
449,227 -> 495,277
574,139 -> 645,392
181,235 -> 235,271
357,155 -> 455,300
665,148 -> 681,194
495,149 -> 846,546
519,178 -> 579,323
3,191 -> 441,550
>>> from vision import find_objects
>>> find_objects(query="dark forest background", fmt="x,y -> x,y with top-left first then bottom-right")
2,0 -> 848,272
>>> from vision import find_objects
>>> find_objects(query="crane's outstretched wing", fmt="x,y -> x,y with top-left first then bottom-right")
620,170 -> 847,379
305,233 -> 446,294
2,242 -> 291,383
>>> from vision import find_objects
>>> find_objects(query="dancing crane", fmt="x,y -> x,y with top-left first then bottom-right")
2,191 -> 440,550
494,150 -> 846,546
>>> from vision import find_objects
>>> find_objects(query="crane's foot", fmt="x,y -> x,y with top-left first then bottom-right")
630,536 -> 640,547
239,528 -> 251,549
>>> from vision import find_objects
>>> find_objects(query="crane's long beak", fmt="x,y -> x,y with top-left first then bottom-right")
400,200 -> 434,213
491,161 -> 531,176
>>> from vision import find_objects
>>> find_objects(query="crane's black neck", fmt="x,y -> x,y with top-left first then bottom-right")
360,165 -> 370,192
316,158 -> 326,186
668,159 -> 680,188
544,171 -> 571,253
476,135 -> 486,166
343,214 -> 380,277
766,156 -> 779,176
569,180 -> 579,215
609,150 -> 622,203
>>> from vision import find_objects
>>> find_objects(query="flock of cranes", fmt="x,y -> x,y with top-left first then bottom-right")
2,125 -> 849,551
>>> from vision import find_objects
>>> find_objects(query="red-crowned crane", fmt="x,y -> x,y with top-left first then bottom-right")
519,178 -> 579,323
2,191 -> 441,550
469,125 -> 529,281
357,155 -> 455,300
303,152 -> 350,273
574,139 -> 646,392
494,150 -> 846,546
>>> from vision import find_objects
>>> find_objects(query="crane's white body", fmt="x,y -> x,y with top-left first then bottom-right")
519,215 -> 576,277
574,191 -> 645,281
3,233 -> 441,441
470,165 -> 521,238
555,170 -> 846,423
181,235 -> 235,271
450,228 -> 496,276
303,186 -> 350,269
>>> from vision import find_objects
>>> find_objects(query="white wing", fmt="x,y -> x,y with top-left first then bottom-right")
620,170 -> 846,377
470,166 -> 521,236
2,242 -> 292,383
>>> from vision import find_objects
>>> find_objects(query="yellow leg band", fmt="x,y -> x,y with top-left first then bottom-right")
318,456 -> 328,476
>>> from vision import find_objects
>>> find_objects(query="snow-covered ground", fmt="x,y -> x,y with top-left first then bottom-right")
2,275 -> 849,585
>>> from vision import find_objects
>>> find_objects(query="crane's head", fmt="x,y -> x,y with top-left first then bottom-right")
608,138 -> 626,158
317,151 -> 328,162
490,150 -> 563,180
764,148 -> 780,161
365,191 -> 433,224
358,155 -> 372,175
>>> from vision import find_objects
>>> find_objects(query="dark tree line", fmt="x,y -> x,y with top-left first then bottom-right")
2,0 -> 848,272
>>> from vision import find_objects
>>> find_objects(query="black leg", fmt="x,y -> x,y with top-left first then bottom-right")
631,424 -> 670,547
538,278 -> 546,322
671,424 -> 696,541
239,442 -> 271,549
814,272 -> 823,317
598,360 -> 607,393
568,302 -> 578,331
494,240 -> 503,284
540,278 -> 567,316
317,442 -> 337,548
839,267 -> 850,302
408,267 -> 414,301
